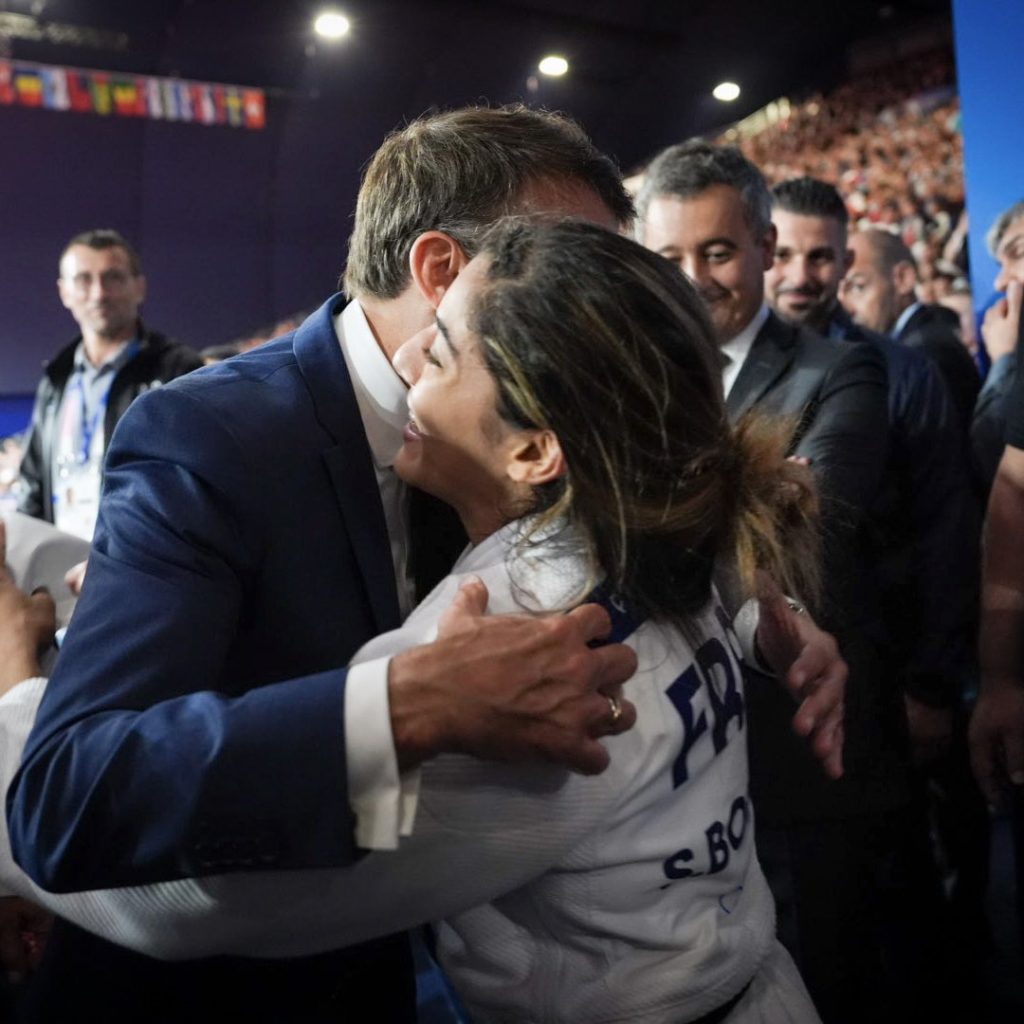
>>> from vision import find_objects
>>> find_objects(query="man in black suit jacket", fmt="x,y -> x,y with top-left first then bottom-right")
842,227 -> 980,428
767,178 -> 980,745
636,143 -> 945,1024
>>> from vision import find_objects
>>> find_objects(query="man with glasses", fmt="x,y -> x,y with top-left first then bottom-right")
16,229 -> 201,539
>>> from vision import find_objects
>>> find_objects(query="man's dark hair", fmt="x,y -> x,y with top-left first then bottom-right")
771,177 -> 848,228
60,229 -> 142,276
343,104 -> 634,300
636,141 -> 772,240
856,228 -> 918,276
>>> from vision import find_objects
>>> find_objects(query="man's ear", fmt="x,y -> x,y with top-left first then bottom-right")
409,232 -> 469,309
892,259 -> 918,300
506,430 -> 566,486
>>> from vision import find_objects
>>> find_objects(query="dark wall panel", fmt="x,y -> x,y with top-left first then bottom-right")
0,96 -> 364,394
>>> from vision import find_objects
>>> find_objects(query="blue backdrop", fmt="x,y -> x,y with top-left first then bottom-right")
952,0 -> 1024,307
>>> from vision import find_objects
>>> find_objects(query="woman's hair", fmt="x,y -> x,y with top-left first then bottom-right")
472,218 -> 820,623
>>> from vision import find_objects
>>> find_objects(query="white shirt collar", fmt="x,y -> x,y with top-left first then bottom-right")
333,300 -> 409,468
892,300 -> 921,339
721,304 -> 769,396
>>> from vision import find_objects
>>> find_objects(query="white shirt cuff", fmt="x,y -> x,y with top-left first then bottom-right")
733,598 -> 767,672
344,657 -> 421,850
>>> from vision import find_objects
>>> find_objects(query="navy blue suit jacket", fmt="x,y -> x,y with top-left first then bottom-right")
9,295 -> 404,891
6,297 -> 421,1021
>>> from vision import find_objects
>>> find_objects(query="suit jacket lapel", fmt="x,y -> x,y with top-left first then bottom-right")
293,295 -> 402,635
726,311 -> 799,421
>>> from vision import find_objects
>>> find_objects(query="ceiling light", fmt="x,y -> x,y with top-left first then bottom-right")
314,11 -> 350,39
538,55 -> 569,77
712,81 -> 741,102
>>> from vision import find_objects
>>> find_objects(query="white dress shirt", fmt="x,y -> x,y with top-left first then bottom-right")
891,300 -> 920,340
332,300 -> 423,850
721,304 -> 770,396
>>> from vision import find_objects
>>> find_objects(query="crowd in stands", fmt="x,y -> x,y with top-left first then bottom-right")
730,48 -> 969,301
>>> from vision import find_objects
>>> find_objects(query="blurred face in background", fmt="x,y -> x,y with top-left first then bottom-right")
841,232 -> 902,334
58,245 -> 145,343
641,184 -> 775,344
765,210 -> 852,333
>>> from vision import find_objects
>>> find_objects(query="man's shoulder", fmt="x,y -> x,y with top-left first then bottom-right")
777,315 -> 881,374
38,337 -> 82,386
138,327 -> 203,376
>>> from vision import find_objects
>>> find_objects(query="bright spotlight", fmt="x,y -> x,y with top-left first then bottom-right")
712,81 -> 741,102
538,55 -> 569,77
314,11 -> 351,39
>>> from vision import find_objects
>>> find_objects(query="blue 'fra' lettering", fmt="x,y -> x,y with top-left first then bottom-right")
665,629 -> 745,788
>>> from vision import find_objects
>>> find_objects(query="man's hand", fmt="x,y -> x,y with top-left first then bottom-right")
389,578 -> 638,775
0,521 -> 56,694
904,694 -> 953,768
981,279 -> 1022,361
969,673 -> 1024,808
0,896 -> 51,981
754,585 -> 846,779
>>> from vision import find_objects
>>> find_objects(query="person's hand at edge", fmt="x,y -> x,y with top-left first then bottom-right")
981,279 -> 1022,362
754,577 -> 845,780
0,521 -> 57,695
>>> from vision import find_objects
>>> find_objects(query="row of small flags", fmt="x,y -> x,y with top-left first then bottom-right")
0,59 -> 266,130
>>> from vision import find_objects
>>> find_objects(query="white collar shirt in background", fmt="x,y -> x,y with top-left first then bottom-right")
891,300 -> 921,339
721,304 -> 770,396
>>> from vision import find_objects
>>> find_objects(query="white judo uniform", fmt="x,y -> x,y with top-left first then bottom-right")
0,519 -> 819,1023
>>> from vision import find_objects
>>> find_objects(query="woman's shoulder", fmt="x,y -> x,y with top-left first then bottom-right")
444,517 -> 595,617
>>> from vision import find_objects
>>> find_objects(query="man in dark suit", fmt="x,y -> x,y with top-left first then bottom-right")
765,178 -> 989,1013
842,227 -> 980,428
635,142 -> 940,1024
5,106 -> 640,1024
767,178 -> 979,756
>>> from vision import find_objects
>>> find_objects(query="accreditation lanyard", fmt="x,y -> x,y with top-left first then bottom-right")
64,340 -> 141,464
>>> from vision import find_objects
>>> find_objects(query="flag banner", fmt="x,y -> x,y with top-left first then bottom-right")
0,57 -> 265,129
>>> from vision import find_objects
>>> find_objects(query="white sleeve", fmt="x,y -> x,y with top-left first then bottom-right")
26,749 -> 618,962
344,656 -> 420,850
0,678 -> 51,898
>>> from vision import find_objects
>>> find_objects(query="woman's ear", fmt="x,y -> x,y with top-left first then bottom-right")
506,430 -> 566,486
409,232 -> 469,308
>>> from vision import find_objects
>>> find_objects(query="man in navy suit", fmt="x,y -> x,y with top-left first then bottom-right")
5,106 -> 640,1023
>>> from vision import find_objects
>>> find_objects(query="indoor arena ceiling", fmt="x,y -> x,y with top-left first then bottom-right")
0,0 -> 952,169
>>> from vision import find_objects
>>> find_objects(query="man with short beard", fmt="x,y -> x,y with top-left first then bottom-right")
767,179 -> 987,1012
